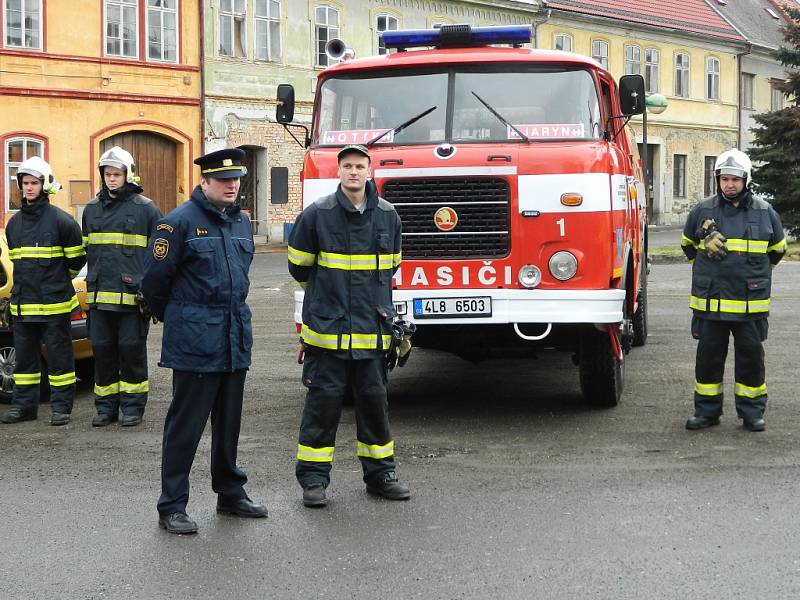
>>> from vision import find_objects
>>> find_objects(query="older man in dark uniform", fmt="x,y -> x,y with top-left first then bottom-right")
141,148 -> 267,535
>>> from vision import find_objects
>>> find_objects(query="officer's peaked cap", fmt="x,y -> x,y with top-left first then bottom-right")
337,144 -> 370,162
195,148 -> 248,179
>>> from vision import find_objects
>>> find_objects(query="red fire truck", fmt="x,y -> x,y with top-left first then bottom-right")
277,24 -> 649,406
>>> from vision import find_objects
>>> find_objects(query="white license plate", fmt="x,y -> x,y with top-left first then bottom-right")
413,297 -> 491,318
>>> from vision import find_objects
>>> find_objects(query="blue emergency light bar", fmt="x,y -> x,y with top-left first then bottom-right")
381,24 -> 532,50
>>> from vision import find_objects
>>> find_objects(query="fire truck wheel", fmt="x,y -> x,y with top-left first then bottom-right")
578,328 -> 624,407
632,277 -> 648,347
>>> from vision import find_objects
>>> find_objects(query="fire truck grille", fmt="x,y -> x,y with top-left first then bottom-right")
381,177 -> 510,259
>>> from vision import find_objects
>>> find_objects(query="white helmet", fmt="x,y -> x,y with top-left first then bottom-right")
16,156 -> 61,195
98,146 -> 138,184
714,149 -> 752,187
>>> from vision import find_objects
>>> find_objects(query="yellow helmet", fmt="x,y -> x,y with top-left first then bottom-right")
714,149 -> 752,187
16,156 -> 61,195
98,146 -> 139,184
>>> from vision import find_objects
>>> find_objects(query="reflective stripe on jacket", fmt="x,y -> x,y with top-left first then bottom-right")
288,181 -> 402,359
681,191 -> 785,321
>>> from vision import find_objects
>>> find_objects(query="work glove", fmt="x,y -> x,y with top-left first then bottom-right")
0,297 -> 10,329
397,335 -> 413,368
135,291 -> 158,324
386,318 -> 416,371
703,231 -> 727,260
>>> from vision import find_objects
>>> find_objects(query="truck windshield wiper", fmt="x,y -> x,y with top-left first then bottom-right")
471,91 -> 530,143
366,106 -> 437,146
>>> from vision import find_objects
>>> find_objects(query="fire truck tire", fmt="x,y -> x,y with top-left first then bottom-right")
632,277 -> 648,347
578,328 -> 624,407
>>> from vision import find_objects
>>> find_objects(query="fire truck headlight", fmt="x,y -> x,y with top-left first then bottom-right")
549,252 -> 578,281
517,265 -> 542,289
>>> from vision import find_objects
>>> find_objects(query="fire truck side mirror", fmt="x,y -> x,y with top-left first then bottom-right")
276,84 -> 295,123
618,75 -> 645,116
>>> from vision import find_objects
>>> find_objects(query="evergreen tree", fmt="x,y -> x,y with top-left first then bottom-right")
749,6 -> 800,236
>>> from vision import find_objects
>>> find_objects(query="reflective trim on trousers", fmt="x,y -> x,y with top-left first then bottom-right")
694,380 -> 723,396
296,444 -> 335,463
13,372 -> 41,386
94,381 -> 121,397
356,440 -> 394,459
734,381 -> 767,398
120,380 -> 149,394
49,372 -> 77,387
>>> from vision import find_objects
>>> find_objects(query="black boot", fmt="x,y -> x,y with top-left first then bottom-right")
366,471 -> 411,500
302,484 -> 328,507
686,416 -> 720,430
0,407 -> 37,424
743,418 -> 766,432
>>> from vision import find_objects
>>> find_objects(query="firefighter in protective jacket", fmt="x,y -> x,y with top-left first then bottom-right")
0,157 -> 86,426
288,144 -> 410,508
681,149 -> 786,432
83,147 -> 162,427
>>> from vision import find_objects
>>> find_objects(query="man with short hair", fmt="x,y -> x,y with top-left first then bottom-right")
681,148 -> 786,432
0,157 -> 85,426
288,144 -> 410,507
142,148 -> 267,535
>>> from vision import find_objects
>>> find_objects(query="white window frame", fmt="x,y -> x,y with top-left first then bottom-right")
675,53 -> 690,98
624,44 -> 641,75
314,5 -> 340,68
645,48 -> 659,93
771,83 -> 785,111
104,0 -> 139,59
742,73 -> 755,110
146,0 -> 179,63
554,33 -> 572,52
673,154 -> 687,198
591,40 -> 608,69
706,57 -> 720,101
4,136 -> 44,213
376,13 -> 398,55
3,0 -> 42,50
255,0 -> 281,62
218,0 -> 247,58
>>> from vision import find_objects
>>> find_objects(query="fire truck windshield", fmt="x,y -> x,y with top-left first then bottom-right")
313,67 -> 602,146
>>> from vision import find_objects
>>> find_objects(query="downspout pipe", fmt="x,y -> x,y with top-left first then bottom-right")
532,5 -> 551,48
199,3 -> 207,153
737,43 -> 753,149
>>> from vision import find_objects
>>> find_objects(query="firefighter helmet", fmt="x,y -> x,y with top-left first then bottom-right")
714,149 -> 752,187
16,156 -> 61,195
98,146 -> 139,184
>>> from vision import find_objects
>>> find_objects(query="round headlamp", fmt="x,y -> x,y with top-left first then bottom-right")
517,264 -> 542,289
549,251 -> 578,281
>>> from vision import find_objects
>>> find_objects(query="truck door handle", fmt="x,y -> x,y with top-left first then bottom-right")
487,155 -> 511,162
380,159 -> 404,166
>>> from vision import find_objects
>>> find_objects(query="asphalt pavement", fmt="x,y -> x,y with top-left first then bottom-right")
1,254 -> 799,599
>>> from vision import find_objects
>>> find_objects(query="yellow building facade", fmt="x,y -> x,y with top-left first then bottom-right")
0,0 -> 201,222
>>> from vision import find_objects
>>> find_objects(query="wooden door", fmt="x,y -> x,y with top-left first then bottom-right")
101,131 -> 177,214
238,147 -> 257,216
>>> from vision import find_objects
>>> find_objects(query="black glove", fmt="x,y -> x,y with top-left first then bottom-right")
386,318 -> 416,371
135,291 -> 158,324
0,297 -> 10,329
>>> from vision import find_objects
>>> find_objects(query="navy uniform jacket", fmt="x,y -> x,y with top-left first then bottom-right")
681,190 -> 786,321
141,187 -> 255,372
288,180 -> 402,360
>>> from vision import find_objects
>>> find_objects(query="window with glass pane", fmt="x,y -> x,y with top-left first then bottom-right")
706,57 -> 719,101
704,156 -> 716,197
554,34 -> 572,52
592,40 -> 608,69
5,0 -> 41,49
673,154 -> 687,198
675,53 -> 689,97
741,73 -> 755,109
147,0 -> 178,62
315,6 -> 340,67
219,0 -> 246,57
255,0 -> 281,61
5,138 -> 43,211
771,84 -> 784,111
624,45 -> 641,75
645,48 -> 659,93
376,14 -> 398,55
105,0 -> 138,58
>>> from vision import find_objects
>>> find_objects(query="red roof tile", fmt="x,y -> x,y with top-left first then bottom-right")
545,0 -> 744,41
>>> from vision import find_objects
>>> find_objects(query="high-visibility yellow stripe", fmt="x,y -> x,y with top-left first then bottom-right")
689,296 -> 770,314
94,381 -> 120,397
120,380 -> 149,394
680,234 -> 696,248
768,239 -> 787,254
49,372 -> 77,387
9,246 -> 65,260
287,245 -> 316,267
63,245 -> 86,258
13,372 -> 41,385
356,440 -> 394,459
300,324 -> 340,350
734,381 -> 767,398
724,239 -> 768,253
87,291 -> 138,306
318,251 -> 399,271
302,325 -> 392,351
694,380 -> 723,396
86,232 -> 148,248
10,295 -> 79,316
296,444 -> 335,463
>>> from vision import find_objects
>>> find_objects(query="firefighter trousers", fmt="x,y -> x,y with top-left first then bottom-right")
89,309 -> 149,417
693,317 -> 768,421
296,350 -> 395,488
11,318 -> 75,415
158,369 -> 249,516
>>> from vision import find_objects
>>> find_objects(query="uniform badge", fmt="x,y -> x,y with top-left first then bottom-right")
196,227 -> 208,236
223,159 -> 233,166
157,223 -> 174,233
153,238 -> 170,261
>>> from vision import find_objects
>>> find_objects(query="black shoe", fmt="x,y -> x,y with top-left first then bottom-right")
216,498 -> 268,518
158,512 -> 198,534
743,418 -> 766,432
0,408 -> 37,424
686,416 -> 720,430
92,413 -> 118,427
50,412 -> 71,426
366,471 -> 411,500
120,415 -> 143,427
302,484 -> 328,508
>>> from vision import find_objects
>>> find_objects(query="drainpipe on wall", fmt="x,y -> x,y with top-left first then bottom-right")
532,5 -> 552,48
199,4 -> 207,154
737,43 -> 753,149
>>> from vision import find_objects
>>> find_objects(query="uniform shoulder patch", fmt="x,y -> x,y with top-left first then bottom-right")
152,238 -> 170,261
157,223 -> 174,233
196,227 -> 208,236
